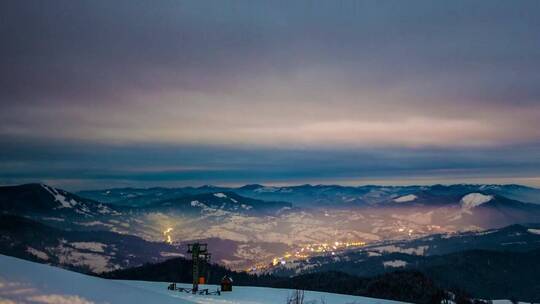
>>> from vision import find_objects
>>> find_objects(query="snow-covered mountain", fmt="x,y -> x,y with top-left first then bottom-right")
3,183 -> 540,272
0,254 -> 404,304
224,184 -> 540,207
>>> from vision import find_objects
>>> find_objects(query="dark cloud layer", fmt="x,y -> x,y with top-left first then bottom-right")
2,136 -> 540,190
1,1 -> 540,188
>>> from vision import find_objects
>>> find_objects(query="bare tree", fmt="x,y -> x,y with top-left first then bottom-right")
286,289 -> 305,304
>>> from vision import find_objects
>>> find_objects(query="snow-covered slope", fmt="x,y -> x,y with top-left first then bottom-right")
124,281 -> 405,304
0,254 -> 405,304
0,254 -> 192,304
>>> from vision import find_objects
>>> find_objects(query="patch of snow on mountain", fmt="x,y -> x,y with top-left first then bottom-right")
240,204 -> 253,210
160,252 -> 185,258
191,200 -> 204,208
371,245 -> 429,255
46,242 -> 115,273
473,229 -> 498,236
75,221 -> 113,228
393,194 -> 417,203
97,203 -> 118,215
492,300 -> 530,304
528,228 -> 540,235
383,260 -> 407,268
41,217 -> 65,222
277,206 -> 291,214
191,200 -> 230,217
448,213 -> 462,221
461,193 -> 493,210
26,247 -> 49,260
254,186 -> 279,193
213,193 -> 227,198
42,184 -> 77,208
70,242 -> 107,253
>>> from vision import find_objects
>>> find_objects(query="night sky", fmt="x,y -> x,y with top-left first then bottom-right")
1,1 -> 540,189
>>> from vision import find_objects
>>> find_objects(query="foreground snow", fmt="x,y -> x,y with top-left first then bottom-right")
124,281 -> 405,304
0,254 -> 404,304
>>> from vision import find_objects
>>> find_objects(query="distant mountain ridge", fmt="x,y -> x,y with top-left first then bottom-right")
78,183 -> 540,207
141,191 -> 292,215
76,183 -> 540,230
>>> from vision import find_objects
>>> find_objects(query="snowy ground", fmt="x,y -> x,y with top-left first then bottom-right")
122,280 -> 405,304
0,254 -> 404,304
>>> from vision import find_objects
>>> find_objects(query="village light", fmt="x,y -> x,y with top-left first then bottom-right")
163,227 -> 174,244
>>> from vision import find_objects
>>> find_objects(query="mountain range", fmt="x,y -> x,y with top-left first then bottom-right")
2,182 -> 540,302
78,183 -> 540,207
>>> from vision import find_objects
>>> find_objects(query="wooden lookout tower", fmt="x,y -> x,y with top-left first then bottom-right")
187,242 -> 211,292
167,242 -> 220,295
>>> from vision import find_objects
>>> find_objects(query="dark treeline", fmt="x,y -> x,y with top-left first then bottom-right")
101,256 -> 277,286
101,258 -> 485,304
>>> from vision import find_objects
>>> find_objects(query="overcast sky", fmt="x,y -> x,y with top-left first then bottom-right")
1,1 -> 540,190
